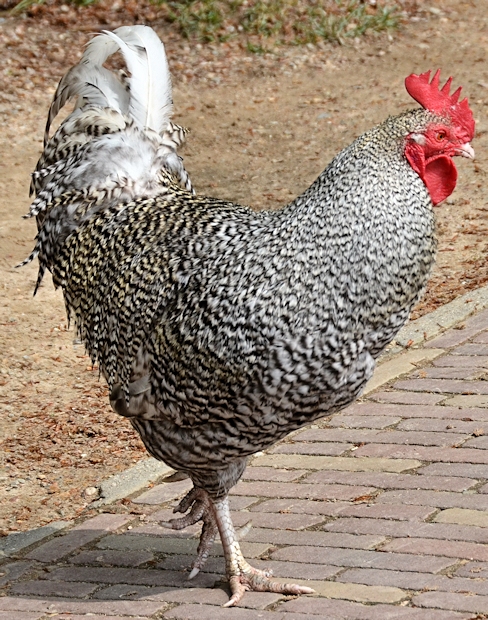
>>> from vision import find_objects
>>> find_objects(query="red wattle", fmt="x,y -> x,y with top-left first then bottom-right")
423,156 -> 457,206
405,142 -> 458,206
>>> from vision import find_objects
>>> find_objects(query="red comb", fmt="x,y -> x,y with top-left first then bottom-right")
405,69 -> 475,142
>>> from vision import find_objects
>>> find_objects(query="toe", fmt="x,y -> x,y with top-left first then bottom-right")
223,575 -> 248,607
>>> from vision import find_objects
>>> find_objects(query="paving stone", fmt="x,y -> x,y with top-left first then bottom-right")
397,417 -> 486,435
376,489 -> 488,510
233,480 -> 377,501
0,613 -> 46,620
344,402 -> 488,420
434,508 -> 488,527
68,549 -> 155,567
382,538 -> 488,561
271,546 -> 456,573
160,586 -> 284,609
163,605 -> 284,620
249,498 -> 351,516
412,591 -> 488,614
26,513 -> 133,562
238,559 -> 341,581
252,454 -> 422,472
10,579 -> 98,598
457,309 -> 488,331
97,533 -> 269,559
354,444 -> 488,465
394,378 -> 488,394
132,479 -> 193,505
443,394 -> 488,407
230,509 -> 327,531
0,521 -> 71,558
0,597 -> 167,617
452,343 -> 488,355
305,470 -> 475,492
296,428 -> 469,447
287,580 -> 406,603
473,331 -> 488,343
364,348 -> 443,395
131,512 -> 335,538
279,596 -> 472,619
424,317 -> 488,349
417,463 -> 488,478
327,415 -> 401,429
229,495 -> 260,511
241,466 -> 307,482
0,561 -> 33,586
464,435 -> 488,449
367,391 -> 445,405
324,517 -> 488,543
410,366 -> 484,379
454,561 -> 488,578
270,441 -> 353,455
433,354 -> 488,368
337,503 -> 437,521
93,584 -> 175,600
157,554 -> 341,580
39,616 -> 151,620
245,527 -> 385,550
43,566 -> 221,589
337,567 -> 488,596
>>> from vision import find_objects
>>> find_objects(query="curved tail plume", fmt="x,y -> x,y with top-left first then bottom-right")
21,26 -> 193,289
45,25 -> 173,143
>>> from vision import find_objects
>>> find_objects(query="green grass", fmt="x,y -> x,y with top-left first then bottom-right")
13,0 -> 96,12
162,0 -> 401,45
13,0 -> 402,48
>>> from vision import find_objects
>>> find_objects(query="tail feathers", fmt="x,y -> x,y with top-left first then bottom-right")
44,25 -> 172,144
23,25 -> 193,271
102,26 -> 173,134
31,106 -> 128,202
45,62 -> 130,145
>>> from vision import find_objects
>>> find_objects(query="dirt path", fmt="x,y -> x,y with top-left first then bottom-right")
1,0 -> 488,533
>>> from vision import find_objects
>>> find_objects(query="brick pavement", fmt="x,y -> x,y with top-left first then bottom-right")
2,310 -> 488,619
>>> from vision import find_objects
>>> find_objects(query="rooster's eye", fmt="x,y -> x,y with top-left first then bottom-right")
436,131 -> 447,141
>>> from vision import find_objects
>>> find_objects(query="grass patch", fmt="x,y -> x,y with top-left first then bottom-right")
12,0 -> 96,12
12,0 -> 403,48
162,0 -> 402,45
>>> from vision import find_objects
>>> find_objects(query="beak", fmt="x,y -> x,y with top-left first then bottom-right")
456,142 -> 475,159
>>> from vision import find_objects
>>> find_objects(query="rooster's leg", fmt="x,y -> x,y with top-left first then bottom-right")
161,487 -> 218,577
213,496 -> 315,607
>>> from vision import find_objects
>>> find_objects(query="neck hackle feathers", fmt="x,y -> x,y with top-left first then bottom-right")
405,69 -> 475,143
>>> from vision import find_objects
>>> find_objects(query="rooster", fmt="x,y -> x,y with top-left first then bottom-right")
23,26 -> 475,606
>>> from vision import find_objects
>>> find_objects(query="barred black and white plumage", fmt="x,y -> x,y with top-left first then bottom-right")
25,30 -> 475,606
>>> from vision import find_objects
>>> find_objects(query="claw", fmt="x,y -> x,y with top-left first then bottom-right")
174,487 -> 201,514
224,576 -> 248,607
235,520 -> 253,541
162,487 -> 219,576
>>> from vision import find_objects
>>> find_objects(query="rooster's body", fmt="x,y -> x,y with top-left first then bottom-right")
25,26 -> 475,606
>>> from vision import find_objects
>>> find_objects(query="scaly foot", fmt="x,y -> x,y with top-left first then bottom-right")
211,496 -> 315,607
160,487 -> 218,577
225,561 -> 314,607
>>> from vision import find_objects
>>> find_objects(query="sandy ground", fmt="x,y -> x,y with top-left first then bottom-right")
1,0 -> 488,533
